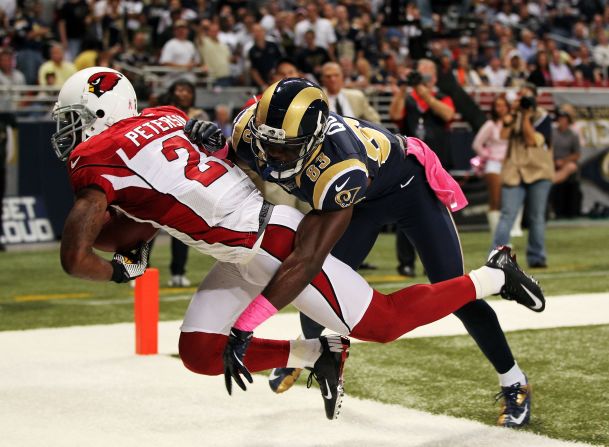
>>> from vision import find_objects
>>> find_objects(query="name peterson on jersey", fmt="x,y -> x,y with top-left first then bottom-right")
67,106 -> 265,263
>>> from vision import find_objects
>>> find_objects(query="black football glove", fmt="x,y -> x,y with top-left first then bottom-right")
223,327 -> 254,395
110,241 -> 151,283
184,119 -> 226,153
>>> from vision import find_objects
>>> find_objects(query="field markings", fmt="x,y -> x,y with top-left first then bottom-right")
0,317 -> 594,447
8,269 -> 608,305
14,292 -> 92,302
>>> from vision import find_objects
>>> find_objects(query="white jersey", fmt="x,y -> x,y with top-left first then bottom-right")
68,106 -> 265,263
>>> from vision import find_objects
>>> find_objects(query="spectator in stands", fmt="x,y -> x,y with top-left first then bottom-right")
159,19 -> 203,84
295,29 -> 331,78
574,43 -> 598,83
0,49 -> 26,109
334,5 -> 360,62
472,95 -> 510,238
92,0 -> 129,50
73,38 -> 104,71
57,0 -> 90,61
496,2 -> 520,27
116,30 -> 156,69
294,3 -> 336,60
528,51 -> 552,87
517,29 -> 538,64
12,3 -> 51,85
38,44 -> 76,87
454,53 -> 482,87
275,11 -> 296,56
320,62 -> 380,123
549,49 -> 575,85
197,21 -> 232,86
593,31 -> 609,75
505,51 -> 529,88
213,104 -> 233,139
483,57 -> 508,87
493,83 -> 554,268
248,24 -> 283,90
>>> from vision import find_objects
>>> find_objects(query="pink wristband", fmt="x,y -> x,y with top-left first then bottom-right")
233,294 -> 278,331
214,142 -> 229,160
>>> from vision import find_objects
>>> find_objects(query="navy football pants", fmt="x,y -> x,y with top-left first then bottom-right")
300,157 -> 516,374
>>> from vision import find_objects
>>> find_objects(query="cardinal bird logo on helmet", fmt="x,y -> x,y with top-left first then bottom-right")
87,72 -> 122,98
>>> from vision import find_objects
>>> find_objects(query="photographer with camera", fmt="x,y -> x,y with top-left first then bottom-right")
492,83 -> 554,268
389,58 -> 456,277
390,58 -> 455,168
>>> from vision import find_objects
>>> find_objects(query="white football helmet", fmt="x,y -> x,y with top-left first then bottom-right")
51,67 -> 138,161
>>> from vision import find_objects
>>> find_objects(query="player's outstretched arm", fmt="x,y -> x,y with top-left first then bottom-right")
222,206 -> 354,394
263,206 -> 354,310
60,187 -> 115,281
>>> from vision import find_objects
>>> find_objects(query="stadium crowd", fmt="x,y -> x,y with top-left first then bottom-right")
3,0 -> 609,93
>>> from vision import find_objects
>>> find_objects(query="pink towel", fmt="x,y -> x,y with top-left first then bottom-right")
405,137 -> 468,212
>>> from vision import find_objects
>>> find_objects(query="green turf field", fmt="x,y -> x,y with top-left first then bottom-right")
1,225 -> 608,331
1,225 -> 608,443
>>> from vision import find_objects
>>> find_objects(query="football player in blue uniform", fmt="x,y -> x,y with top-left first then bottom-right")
187,78 -> 537,428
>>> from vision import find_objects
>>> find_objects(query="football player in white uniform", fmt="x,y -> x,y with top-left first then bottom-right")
54,68 -> 545,421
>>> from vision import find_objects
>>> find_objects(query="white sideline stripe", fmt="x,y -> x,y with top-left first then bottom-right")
0,294 -> 605,446
0,321 -> 591,447
254,292 -> 609,341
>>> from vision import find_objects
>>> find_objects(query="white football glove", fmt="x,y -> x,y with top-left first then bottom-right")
110,241 -> 151,283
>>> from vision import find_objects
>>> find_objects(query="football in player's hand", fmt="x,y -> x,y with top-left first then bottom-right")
94,209 -> 159,253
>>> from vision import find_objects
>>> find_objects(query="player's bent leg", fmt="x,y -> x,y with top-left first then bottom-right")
350,276 -> 477,342
179,331 -> 290,375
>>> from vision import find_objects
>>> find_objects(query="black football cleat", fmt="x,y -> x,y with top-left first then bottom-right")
307,335 -> 350,420
268,367 -> 303,394
486,246 -> 545,312
495,377 -> 532,428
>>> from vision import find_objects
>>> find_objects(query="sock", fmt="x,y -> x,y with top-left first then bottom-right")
287,338 -> 322,368
469,266 -> 505,298
499,362 -> 527,387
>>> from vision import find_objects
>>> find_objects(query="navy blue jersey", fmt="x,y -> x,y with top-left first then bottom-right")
233,107 -> 410,211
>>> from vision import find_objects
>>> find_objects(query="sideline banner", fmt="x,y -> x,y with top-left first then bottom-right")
1,196 -> 55,245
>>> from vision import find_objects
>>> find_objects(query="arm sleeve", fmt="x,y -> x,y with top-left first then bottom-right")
472,120 -> 493,157
311,160 -> 368,211
70,165 -> 117,204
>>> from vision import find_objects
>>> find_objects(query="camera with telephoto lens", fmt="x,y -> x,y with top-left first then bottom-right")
405,70 -> 423,87
520,95 -> 537,110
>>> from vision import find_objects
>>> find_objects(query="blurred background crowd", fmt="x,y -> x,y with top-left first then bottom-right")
3,0 -> 609,93
2,0 -> 609,273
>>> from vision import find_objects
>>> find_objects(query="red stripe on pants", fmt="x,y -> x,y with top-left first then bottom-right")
179,332 -> 290,376
350,276 -> 477,342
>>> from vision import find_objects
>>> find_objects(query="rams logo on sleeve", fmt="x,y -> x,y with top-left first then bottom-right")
335,186 -> 361,208
312,159 -> 368,210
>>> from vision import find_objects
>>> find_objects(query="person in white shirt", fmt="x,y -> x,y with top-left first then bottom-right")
294,3 -> 336,58
549,49 -> 574,85
483,57 -> 508,87
159,20 -> 202,70
593,31 -> 609,69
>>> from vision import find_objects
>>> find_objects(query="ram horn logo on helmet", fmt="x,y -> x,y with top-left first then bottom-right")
87,72 -> 123,98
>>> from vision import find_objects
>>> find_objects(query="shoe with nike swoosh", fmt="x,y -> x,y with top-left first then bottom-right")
306,335 -> 350,420
495,377 -> 532,428
268,367 -> 302,394
486,246 -> 546,312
